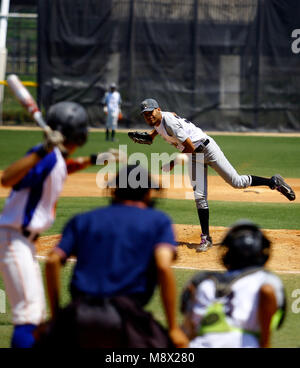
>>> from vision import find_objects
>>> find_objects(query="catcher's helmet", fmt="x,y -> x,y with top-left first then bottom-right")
221,220 -> 270,270
46,102 -> 88,146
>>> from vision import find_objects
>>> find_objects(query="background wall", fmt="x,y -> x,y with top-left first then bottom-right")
37,0 -> 300,131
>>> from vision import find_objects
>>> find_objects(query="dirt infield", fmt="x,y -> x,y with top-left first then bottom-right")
28,172 -> 300,273
35,225 -> 300,273
2,172 -> 299,203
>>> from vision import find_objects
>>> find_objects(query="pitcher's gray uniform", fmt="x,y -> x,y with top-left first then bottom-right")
139,98 -> 296,252
155,111 -> 251,203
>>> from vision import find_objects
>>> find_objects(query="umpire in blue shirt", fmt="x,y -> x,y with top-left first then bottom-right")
37,165 -> 188,348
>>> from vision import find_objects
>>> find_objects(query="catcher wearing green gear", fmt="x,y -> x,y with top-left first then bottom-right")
128,131 -> 153,145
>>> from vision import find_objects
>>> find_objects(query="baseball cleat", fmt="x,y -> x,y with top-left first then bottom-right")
196,234 -> 213,252
270,174 -> 296,201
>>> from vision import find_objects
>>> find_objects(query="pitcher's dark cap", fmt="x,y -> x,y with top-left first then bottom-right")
140,98 -> 159,114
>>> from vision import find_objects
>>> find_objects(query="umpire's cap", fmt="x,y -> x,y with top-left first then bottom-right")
46,101 -> 88,146
140,98 -> 159,114
112,164 -> 161,203
221,220 -> 271,270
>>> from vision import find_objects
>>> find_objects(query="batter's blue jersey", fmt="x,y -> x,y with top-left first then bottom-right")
58,203 -> 176,304
0,145 -> 67,233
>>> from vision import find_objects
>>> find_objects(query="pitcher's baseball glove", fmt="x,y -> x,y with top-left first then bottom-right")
128,131 -> 153,145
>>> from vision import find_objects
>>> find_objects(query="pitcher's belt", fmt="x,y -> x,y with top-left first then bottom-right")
194,139 -> 210,153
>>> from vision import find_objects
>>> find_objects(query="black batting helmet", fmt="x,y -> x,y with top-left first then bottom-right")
221,220 -> 271,270
46,102 -> 88,146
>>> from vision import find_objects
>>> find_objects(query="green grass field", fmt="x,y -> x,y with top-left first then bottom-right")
1,129 -> 300,177
0,130 -> 300,348
1,197 -> 299,236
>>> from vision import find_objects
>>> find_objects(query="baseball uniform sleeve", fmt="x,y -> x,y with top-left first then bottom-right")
263,273 -> 286,325
190,279 -> 216,325
57,216 -> 80,258
163,113 -> 189,143
155,213 -> 177,250
13,147 -> 57,190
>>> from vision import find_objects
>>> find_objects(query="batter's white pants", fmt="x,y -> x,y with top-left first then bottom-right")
188,137 -> 252,209
0,228 -> 47,325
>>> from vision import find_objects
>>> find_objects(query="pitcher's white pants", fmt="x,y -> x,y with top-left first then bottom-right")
188,137 -> 252,209
0,227 -> 47,325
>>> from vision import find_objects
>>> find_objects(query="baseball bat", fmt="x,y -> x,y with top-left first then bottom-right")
7,74 -> 67,153
6,74 -> 51,134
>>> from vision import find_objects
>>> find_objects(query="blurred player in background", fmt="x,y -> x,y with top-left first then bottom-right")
131,98 -> 296,252
180,220 -> 286,348
37,165 -> 188,348
0,101 -> 99,348
102,82 -> 122,142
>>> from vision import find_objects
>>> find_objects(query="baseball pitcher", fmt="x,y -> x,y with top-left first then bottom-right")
128,98 -> 296,252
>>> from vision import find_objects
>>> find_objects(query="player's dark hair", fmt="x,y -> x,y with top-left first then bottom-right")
112,165 -> 160,206
221,221 -> 270,270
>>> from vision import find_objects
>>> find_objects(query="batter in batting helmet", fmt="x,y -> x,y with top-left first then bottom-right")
221,220 -> 271,270
46,101 -> 88,146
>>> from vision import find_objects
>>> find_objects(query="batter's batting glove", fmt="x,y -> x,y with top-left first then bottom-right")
36,130 -> 65,158
128,131 -> 153,145
44,130 -> 65,151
